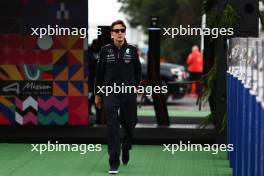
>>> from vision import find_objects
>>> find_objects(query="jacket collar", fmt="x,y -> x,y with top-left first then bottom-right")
110,39 -> 127,50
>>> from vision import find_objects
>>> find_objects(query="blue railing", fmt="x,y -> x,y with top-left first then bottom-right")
227,38 -> 264,176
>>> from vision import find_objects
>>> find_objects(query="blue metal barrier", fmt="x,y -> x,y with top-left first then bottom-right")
227,73 -> 263,176
227,37 -> 264,176
261,102 -> 264,176
251,90 -> 257,176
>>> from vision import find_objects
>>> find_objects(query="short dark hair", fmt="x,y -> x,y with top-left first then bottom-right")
110,20 -> 126,31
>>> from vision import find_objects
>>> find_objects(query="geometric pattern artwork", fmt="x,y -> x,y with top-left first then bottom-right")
52,65 -> 68,80
68,96 -> 89,125
53,81 -> 68,96
15,96 -> 38,125
0,0 -> 89,126
0,65 -> 54,81
0,65 -> 24,80
38,96 -> 68,125
23,65 -> 54,80
0,34 -> 90,126
23,65 -> 41,80
68,50 -> 84,65
52,65 -> 84,80
69,81 -> 83,96
39,65 -> 54,80
69,65 -> 84,80
68,81 -> 88,96
53,36 -> 84,50
51,49 -> 84,65
0,97 -> 15,125
52,36 -> 84,66
0,35 -> 53,65
53,81 -> 88,96
52,50 -> 68,65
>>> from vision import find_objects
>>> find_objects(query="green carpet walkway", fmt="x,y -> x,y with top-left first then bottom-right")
137,109 -> 210,118
0,144 -> 232,176
92,107 -> 210,118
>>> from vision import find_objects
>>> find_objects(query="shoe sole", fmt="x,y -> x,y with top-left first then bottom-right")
108,170 -> 119,174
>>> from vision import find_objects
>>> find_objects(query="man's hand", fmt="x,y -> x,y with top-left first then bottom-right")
95,95 -> 102,109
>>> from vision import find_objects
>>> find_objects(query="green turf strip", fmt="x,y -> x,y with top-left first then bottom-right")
0,144 -> 232,176
92,107 -> 210,118
137,109 -> 210,118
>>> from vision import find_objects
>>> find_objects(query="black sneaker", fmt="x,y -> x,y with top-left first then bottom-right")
108,166 -> 119,174
122,150 -> 129,165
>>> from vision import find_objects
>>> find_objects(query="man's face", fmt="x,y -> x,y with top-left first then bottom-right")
111,24 -> 126,43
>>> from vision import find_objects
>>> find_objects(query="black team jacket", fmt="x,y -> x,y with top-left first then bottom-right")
94,39 -> 142,96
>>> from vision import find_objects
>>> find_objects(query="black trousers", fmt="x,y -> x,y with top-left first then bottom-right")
189,72 -> 203,95
103,94 -> 137,168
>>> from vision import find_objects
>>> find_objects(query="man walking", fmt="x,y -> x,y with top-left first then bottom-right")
94,20 -> 141,174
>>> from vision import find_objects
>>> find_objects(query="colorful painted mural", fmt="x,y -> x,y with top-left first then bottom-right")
0,0 -> 89,125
